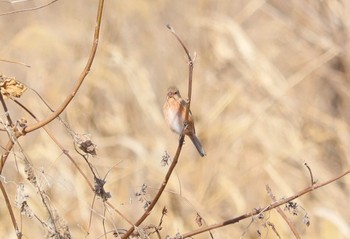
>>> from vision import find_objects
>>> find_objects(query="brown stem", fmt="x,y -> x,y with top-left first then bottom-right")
166,24 -> 194,118
0,140 -> 14,173
180,167 -> 350,238
121,24 -> 194,239
24,0 -> 104,134
304,162 -> 315,186
0,91 -> 19,236
266,185 -> 300,239
0,87 -> 13,127
0,181 -> 21,238
121,135 -> 185,238
180,197 -> 284,237
14,99 -> 132,227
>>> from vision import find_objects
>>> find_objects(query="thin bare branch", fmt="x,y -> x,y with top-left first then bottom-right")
121,24 -> 194,239
166,24 -> 192,63
180,167 -> 350,238
304,162 -> 315,186
23,0 -> 104,134
0,0 -> 59,16
0,59 -> 31,68
166,24 -> 194,117
0,87 -> 13,127
0,140 -> 14,173
0,181 -> 21,238
13,98 -> 132,227
121,134 -> 185,238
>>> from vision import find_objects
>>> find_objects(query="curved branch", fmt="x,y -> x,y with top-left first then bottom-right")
0,1 -> 105,236
23,0 -> 105,134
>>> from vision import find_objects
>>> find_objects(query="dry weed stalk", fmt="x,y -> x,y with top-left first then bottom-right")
0,0 -> 107,238
1,1 -> 349,238
121,24 -> 196,239
177,166 -> 350,238
266,185 -> 300,239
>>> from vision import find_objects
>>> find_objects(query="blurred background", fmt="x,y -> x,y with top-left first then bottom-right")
0,0 -> 349,238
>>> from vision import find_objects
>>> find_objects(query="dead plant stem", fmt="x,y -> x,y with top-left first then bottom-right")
121,24 -> 195,239
24,0 -> 104,133
180,167 -> 350,238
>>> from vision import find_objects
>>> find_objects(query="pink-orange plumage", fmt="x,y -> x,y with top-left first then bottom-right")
163,86 -> 206,157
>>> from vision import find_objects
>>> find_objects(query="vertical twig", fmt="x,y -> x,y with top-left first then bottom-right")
166,24 -> 195,122
0,91 -> 18,236
121,24 -> 195,239
0,181 -> 21,238
0,91 -> 13,126
304,162 -> 315,186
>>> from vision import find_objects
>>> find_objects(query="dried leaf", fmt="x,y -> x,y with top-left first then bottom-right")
15,184 -> 34,218
94,177 -> 111,202
74,134 -> 97,156
24,160 -> 37,186
195,213 -> 203,227
303,214 -> 310,227
161,151 -> 170,166
0,75 -> 27,99
46,210 -> 72,239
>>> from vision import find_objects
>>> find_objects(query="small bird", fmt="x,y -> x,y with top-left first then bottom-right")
163,86 -> 206,157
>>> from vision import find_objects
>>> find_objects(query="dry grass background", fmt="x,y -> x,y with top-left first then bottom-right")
0,0 -> 350,238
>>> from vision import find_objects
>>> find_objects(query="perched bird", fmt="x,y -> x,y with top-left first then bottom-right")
163,86 -> 206,157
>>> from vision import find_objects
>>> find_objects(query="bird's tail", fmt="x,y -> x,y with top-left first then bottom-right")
189,134 -> 206,157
